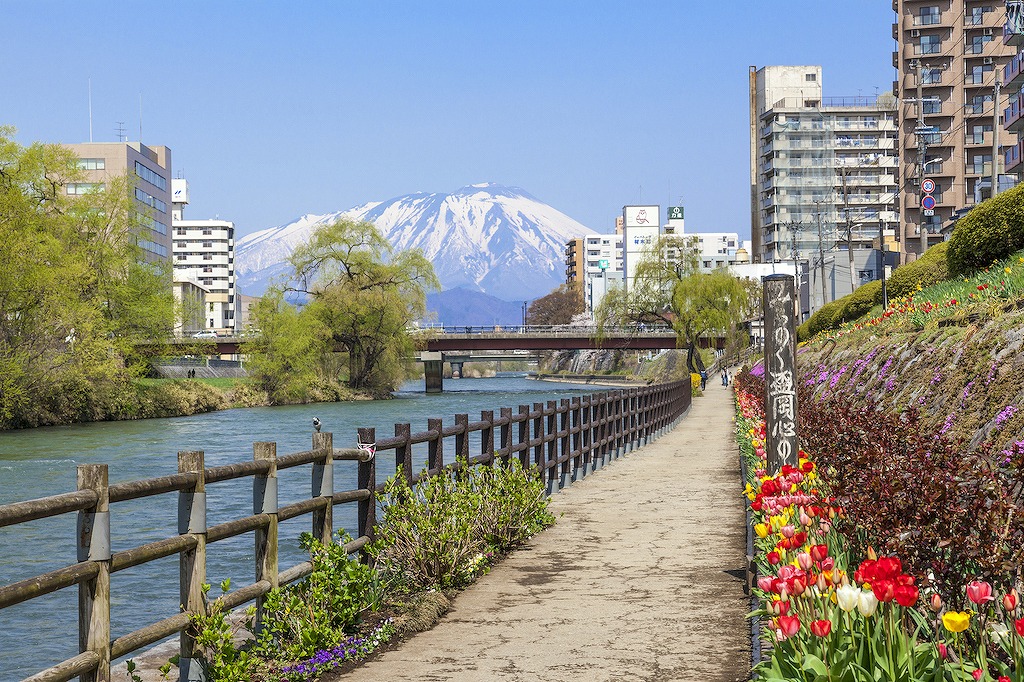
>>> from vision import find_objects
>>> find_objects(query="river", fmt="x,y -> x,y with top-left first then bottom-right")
0,376 -> 627,680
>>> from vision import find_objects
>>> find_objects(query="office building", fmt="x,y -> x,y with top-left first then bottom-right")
565,233 -> 624,312
171,179 -> 237,334
1002,4 -> 1024,185
63,142 -> 173,261
893,1 -> 1016,256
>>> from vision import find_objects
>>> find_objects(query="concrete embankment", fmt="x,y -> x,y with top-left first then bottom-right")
336,381 -> 750,682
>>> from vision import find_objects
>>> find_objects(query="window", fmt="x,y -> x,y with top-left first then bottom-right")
920,35 -> 941,54
805,73 -> 816,82
923,99 -> 942,114
203,266 -> 212,273
922,68 -> 942,84
203,254 -> 212,261
76,158 -> 105,170
134,161 -> 167,190
202,241 -> 212,248
202,228 -> 213,236
703,260 -> 711,268
176,241 -> 186,248
971,124 -> 993,144
969,35 -> 993,54
209,303 -> 215,312
135,187 -> 166,213
969,64 -> 993,84
66,182 -> 104,195
919,6 -> 940,24
137,239 -> 167,258
804,100 -> 819,108
176,228 -> 186,236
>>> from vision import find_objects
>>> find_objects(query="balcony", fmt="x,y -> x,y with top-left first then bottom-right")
1006,95 -> 1024,132
1006,52 -> 1024,89
1005,20 -> 1024,47
913,13 -> 942,26
967,162 -> 992,177
1006,140 -> 1024,173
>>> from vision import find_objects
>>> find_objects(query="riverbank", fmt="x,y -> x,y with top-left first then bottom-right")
531,372 -> 650,386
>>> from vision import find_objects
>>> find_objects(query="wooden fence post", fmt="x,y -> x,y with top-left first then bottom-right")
570,397 -> 583,482
77,464 -> 110,682
499,407 -> 512,465
454,414 -> 469,466
395,424 -> 412,484
613,391 -> 624,458
532,402 -> 545,491
253,442 -> 278,634
427,418 -> 444,474
545,401 -> 558,495
481,410 -> 495,465
558,399 -> 571,489
517,405 -> 530,471
177,451 -> 206,682
581,396 -> 593,473
356,427 -> 376,563
312,432 -> 333,545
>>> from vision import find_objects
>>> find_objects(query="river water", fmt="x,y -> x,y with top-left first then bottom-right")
0,376 -> 622,680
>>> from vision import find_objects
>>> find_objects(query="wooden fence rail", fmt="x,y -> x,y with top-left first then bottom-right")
0,380 -> 690,682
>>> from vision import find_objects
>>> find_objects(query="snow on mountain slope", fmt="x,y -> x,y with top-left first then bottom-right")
235,184 -> 591,301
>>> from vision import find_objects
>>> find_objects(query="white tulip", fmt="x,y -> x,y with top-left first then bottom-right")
858,590 -> 879,617
836,584 -> 860,612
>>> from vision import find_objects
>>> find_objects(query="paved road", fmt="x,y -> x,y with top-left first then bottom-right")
335,383 -> 750,682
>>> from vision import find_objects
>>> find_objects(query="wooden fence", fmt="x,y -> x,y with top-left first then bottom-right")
0,380 -> 690,682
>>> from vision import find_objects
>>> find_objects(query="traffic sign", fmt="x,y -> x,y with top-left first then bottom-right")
921,195 -> 937,210
598,259 -> 609,270
924,209 -> 935,216
922,179 -> 935,193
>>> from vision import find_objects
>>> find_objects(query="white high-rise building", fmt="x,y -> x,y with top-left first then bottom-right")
171,179 -> 236,334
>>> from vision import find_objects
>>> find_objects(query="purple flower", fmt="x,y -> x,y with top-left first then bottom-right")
994,405 -> 1018,427
939,413 -> 955,436
960,380 -> 974,406
878,356 -> 894,380
885,378 -> 897,391
829,365 -> 848,389
986,362 -> 999,386
930,370 -> 943,385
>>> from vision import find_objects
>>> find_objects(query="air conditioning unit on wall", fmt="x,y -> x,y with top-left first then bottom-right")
983,57 -> 994,65
911,29 -> 922,37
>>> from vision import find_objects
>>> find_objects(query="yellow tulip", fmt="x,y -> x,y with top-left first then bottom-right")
942,611 -> 971,633
754,523 -> 769,538
1006,267 -> 1013,274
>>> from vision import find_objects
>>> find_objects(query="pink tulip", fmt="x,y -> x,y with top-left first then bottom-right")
1003,589 -> 1018,612
797,553 -> 813,571
757,576 -> 774,593
967,580 -> 994,604
780,525 -> 796,539
930,593 -> 943,612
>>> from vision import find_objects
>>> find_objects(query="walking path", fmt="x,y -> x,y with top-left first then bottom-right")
335,382 -> 750,682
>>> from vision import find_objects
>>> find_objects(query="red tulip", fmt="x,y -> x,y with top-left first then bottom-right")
767,551 -> 781,565
967,580 -> 994,604
1002,589 -> 1018,612
757,576 -> 774,593
800,461 -> 814,473
810,544 -> 829,563
937,642 -> 947,659
819,557 -> 835,572
875,556 -> 902,580
1016,617 -> 1024,637
999,676 -> 1011,682
855,559 -> 877,584
894,584 -> 919,607
930,594 -> 943,612
871,579 -> 895,603
972,669 -> 983,681
810,619 -> 832,637
776,614 -> 800,638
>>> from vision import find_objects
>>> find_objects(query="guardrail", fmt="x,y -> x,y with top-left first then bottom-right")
0,381 -> 690,681
413,325 -> 676,336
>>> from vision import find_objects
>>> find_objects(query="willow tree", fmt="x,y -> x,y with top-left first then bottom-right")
0,127 -> 174,427
283,218 -> 439,393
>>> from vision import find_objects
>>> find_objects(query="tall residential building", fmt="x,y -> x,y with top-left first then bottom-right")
1002,5 -> 1024,182
750,66 -> 899,305
171,179 -> 237,334
63,142 -> 172,261
565,233 -> 624,312
893,1 -> 1016,257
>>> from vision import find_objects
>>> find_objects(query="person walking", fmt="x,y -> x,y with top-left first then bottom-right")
699,370 -> 707,391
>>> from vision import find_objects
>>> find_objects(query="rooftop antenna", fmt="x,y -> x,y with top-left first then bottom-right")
115,122 -> 126,142
88,78 -> 93,142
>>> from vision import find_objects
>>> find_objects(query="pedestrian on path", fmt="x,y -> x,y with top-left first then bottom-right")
700,370 -> 707,390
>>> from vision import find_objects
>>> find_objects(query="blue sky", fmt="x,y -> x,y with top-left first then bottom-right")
2,1 -> 894,239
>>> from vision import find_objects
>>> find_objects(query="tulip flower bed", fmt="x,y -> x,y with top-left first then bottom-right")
735,374 -> 1024,681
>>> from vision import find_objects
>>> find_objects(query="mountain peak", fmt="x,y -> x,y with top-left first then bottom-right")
235,184 -> 592,300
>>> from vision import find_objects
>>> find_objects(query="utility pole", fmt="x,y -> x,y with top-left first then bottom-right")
879,217 -> 889,310
915,59 -> 928,258
839,165 -> 857,295
993,73 -> 1002,199
790,222 -> 801,319
815,200 -> 827,310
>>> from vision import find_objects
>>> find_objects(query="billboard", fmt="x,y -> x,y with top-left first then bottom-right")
622,205 -> 661,291
172,178 -> 189,204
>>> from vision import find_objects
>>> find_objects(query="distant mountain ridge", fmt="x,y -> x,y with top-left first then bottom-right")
235,183 -> 593,302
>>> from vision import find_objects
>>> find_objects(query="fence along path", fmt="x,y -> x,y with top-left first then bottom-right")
0,381 -> 689,682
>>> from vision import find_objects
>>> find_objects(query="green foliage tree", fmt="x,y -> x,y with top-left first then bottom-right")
526,282 -> 584,326
946,183 -> 1024,275
0,127 -> 174,427
671,269 -> 759,351
253,218 -> 439,396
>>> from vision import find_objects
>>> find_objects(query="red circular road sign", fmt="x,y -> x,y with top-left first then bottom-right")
922,195 -> 937,210
922,179 -> 935,193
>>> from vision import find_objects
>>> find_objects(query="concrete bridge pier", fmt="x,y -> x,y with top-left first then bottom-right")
422,352 -> 443,394
450,361 -> 464,379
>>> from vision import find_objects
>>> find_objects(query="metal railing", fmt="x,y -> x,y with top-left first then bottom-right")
0,381 -> 690,681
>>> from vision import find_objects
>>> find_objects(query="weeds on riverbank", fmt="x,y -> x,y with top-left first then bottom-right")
182,457 -> 553,681
735,370 -> 1024,681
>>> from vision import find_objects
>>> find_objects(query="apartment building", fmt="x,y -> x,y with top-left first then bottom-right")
1002,5 -> 1024,181
893,1 -> 1016,256
63,142 -> 173,262
750,66 -> 899,304
170,179 -> 237,334
565,233 -> 624,312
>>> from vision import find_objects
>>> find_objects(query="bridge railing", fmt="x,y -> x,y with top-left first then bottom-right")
0,381 -> 690,681
413,324 -> 676,336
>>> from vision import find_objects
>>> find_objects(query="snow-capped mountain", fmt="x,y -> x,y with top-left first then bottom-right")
235,183 -> 592,301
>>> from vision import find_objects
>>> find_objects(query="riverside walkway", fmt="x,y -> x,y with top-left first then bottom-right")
334,382 -> 750,682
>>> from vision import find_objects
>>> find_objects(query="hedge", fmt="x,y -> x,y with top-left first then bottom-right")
887,240 -> 948,300
947,183 -> 1024,276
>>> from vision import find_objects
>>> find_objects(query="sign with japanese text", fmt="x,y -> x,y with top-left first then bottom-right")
763,274 -> 799,473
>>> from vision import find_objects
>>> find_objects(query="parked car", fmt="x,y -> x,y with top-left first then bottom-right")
192,330 -> 218,339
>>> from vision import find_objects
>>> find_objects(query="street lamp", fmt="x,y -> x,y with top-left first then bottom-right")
522,301 -> 527,328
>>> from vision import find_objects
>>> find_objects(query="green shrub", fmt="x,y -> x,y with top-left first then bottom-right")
947,183 -> 1024,275
805,300 -> 844,338
888,241 -> 948,300
371,457 -> 553,591
836,279 -> 883,324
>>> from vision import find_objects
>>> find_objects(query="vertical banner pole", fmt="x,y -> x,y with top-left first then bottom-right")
763,274 -> 799,474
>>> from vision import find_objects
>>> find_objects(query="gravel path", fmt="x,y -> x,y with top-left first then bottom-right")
334,384 -> 750,681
